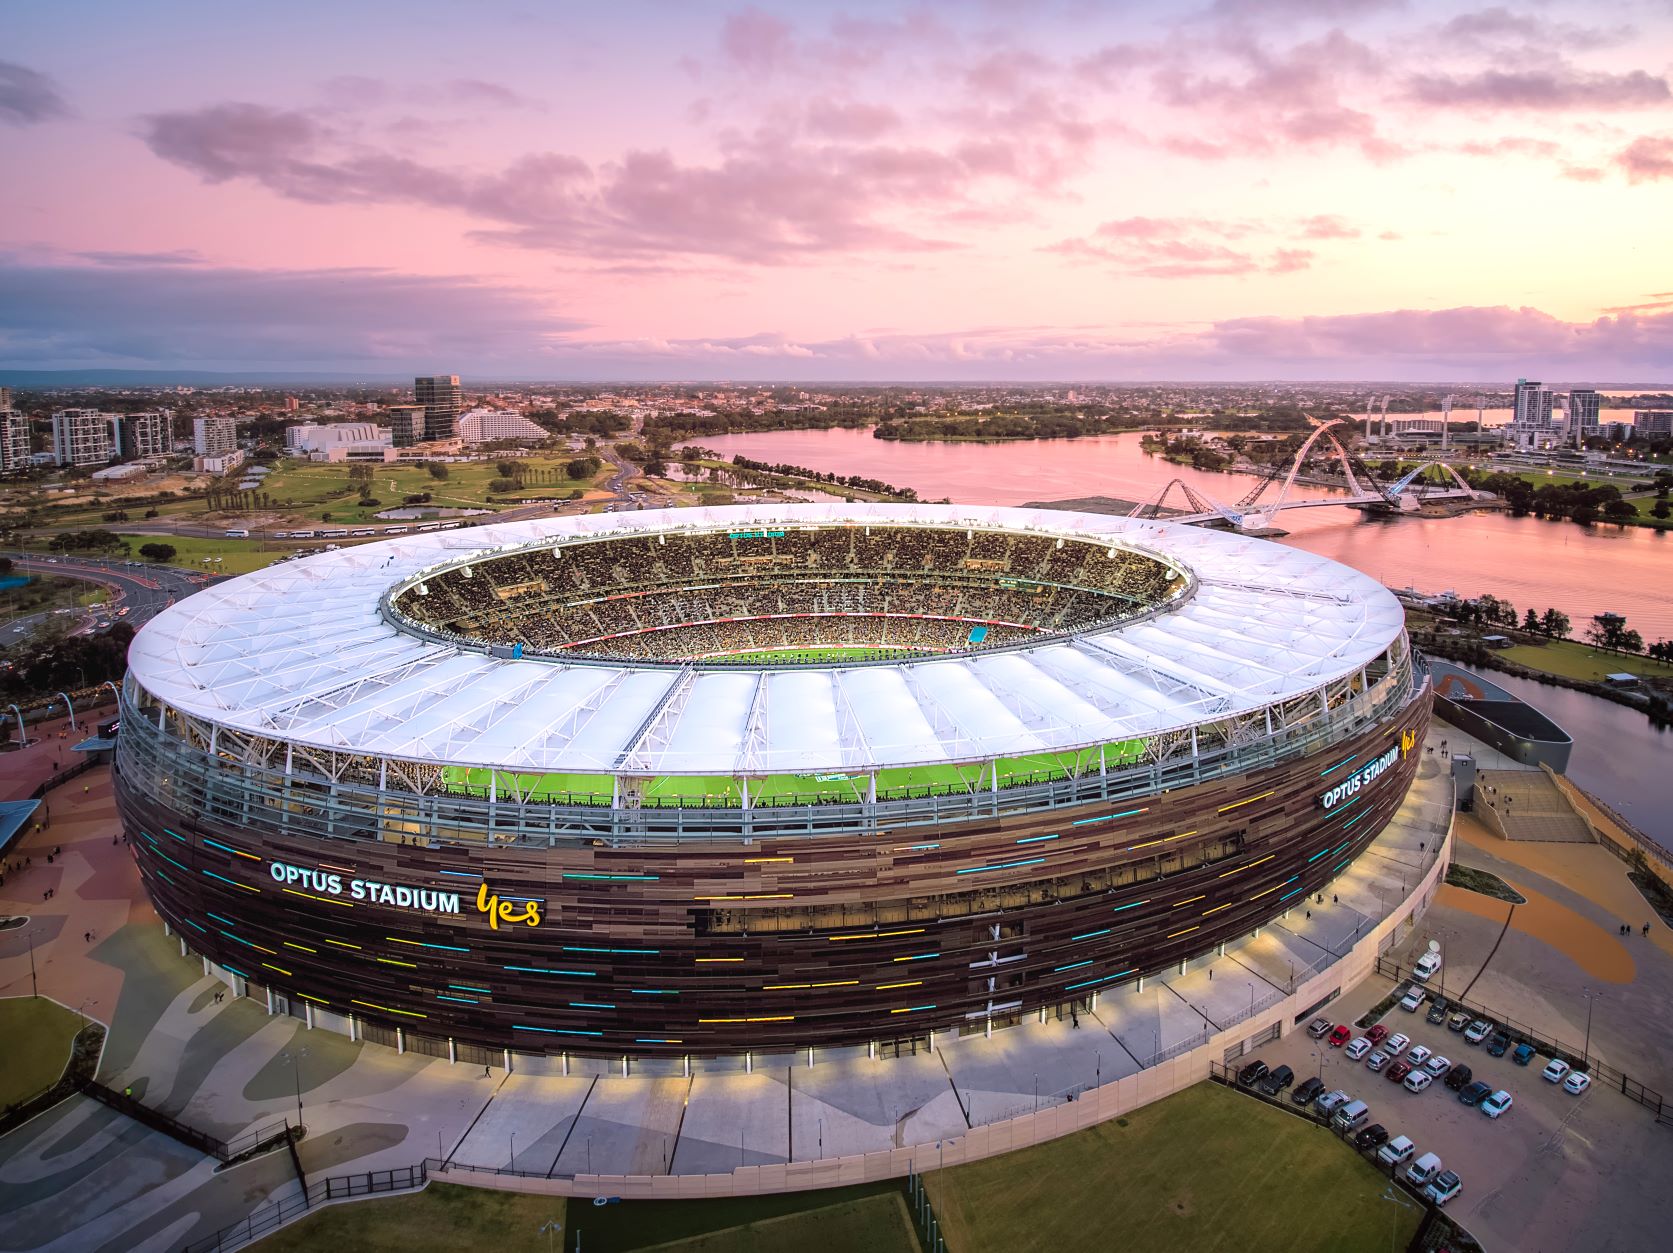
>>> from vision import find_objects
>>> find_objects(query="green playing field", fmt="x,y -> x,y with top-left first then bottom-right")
440,739 -> 1146,806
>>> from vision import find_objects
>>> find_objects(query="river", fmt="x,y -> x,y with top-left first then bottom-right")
690,427 -> 1672,640
689,425 -> 1672,816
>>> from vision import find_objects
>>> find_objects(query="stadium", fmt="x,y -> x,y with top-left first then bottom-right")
113,503 -> 1429,1063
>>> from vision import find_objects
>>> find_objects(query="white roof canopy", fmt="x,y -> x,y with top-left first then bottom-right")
128,503 -> 1405,776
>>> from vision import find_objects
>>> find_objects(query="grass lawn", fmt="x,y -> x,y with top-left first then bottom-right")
259,456 -> 608,526
0,997 -> 83,1109
116,534 -> 291,575
249,1181 -> 916,1253
924,1082 -> 1420,1253
1498,639 -> 1673,682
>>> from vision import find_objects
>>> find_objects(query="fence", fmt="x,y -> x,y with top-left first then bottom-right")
1208,1064 -> 1479,1253
181,1162 -> 431,1253
906,1166 -> 950,1253
1375,957 -> 1665,1118
77,1079 -> 292,1163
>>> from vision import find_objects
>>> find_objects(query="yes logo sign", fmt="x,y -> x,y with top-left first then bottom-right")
475,882 -> 543,929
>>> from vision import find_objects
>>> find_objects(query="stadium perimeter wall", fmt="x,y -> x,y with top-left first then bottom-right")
426,791 -> 1454,1199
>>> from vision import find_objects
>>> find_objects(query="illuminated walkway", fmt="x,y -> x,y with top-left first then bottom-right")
0,741 -> 1450,1252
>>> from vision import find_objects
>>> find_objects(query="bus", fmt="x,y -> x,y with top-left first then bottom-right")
224,528 -> 250,538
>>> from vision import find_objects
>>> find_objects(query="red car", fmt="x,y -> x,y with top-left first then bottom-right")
1387,1059 -> 1413,1082
1367,1024 -> 1390,1046
1329,1024 -> 1352,1047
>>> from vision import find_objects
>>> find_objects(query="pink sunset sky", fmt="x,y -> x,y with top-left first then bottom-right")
3,0 -> 1673,380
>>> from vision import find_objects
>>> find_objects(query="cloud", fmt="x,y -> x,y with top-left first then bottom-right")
0,257 -> 585,371
1045,214 -> 1364,277
803,98 -> 900,140
1616,135 -> 1673,182
1436,8 -> 1632,53
1407,66 -> 1670,110
721,7 -> 795,76
444,79 -> 542,111
144,101 -> 1083,263
0,60 -> 70,125
1297,214 -> 1360,239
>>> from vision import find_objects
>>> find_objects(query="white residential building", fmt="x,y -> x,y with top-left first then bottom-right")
194,415 -> 239,458
51,408 -> 115,466
0,409 -> 31,472
109,410 -> 172,461
457,408 -> 550,444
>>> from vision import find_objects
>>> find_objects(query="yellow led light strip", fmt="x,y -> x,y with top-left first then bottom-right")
283,941 -> 317,953
1218,854 -> 1276,878
697,1015 -> 795,1023
764,980 -> 858,990
260,962 -> 293,976
695,957 -> 743,964
282,887 -> 354,908
299,994 -> 331,1005
1170,895 -> 1205,907
1218,790 -> 1276,814
876,980 -> 921,990
743,856 -> 794,864
830,928 -> 924,942
377,957 -> 418,968
1200,902 -> 1233,916
695,893 -> 795,901
1166,925 -> 1200,939
352,998 -> 427,1019
322,937 -> 362,950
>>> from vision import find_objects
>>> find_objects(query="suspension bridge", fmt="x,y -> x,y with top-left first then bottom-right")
1132,419 -> 1491,533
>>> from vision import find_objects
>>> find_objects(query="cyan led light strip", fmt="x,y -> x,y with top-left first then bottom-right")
955,856 -> 1046,875
564,872 -> 660,881
570,1001 -> 616,1009
1066,968 -> 1135,990
631,988 -> 678,995
889,1004 -> 937,1014
449,983 -> 492,993
1015,834 -> 1059,845
436,994 -> 478,1004
892,952 -> 939,962
1072,807 -> 1147,826
387,937 -> 470,953
437,870 -> 481,879
513,1024 -> 602,1036
1054,960 -> 1093,972
1111,899 -> 1149,912
636,1037 -> 683,1044
562,946 -> 660,955
1320,754 -> 1359,776
203,869 -> 258,893
504,966 -> 597,976
1071,927 -> 1112,941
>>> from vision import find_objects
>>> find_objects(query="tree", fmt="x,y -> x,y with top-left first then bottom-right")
495,460 -> 521,479
427,462 -> 449,481
566,456 -> 601,480
488,477 -> 518,494
1522,608 -> 1540,633
1603,499 -> 1638,523
1541,608 -> 1571,639
1653,499 -> 1670,520
138,542 -> 176,562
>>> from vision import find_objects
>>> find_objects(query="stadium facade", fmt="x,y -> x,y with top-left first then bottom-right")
115,504 -> 1428,1061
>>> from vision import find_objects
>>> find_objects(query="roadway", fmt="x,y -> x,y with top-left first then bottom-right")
1,552 -> 211,633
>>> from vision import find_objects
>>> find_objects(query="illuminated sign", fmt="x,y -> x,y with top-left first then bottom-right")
476,882 -> 542,930
1318,744 -> 1402,810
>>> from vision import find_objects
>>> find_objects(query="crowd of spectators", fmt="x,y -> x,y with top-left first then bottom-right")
395,524 -> 1183,662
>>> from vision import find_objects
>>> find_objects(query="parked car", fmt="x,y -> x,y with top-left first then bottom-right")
1377,1135 -> 1416,1166
1425,1170 -> 1463,1207
1444,1064 -> 1474,1091
1385,1032 -> 1411,1056
1563,1072 -> 1592,1096
1413,951 -> 1442,982
1407,1152 -> 1444,1188
1464,1019 -> 1493,1045
1346,1037 -> 1373,1060
1426,999 -> 1450,1026
1542,1058 -> 1572,1083
1403,1070 -> 1434,1093
1512,1043 -> 1536,1067
1399,985 -> 1425,1012
1329,1024 -> 1352,1047
1308,1017 -> 1334,1039
1316,1088 -> 1352,1115
1458,1080 -> 1492,1106
1366,1049 -> 1390,1073
1293,1076 -> 1326,1106
1237,1059 -> 1269,1087
1366,1024 -> 1390,1046
1354,1123 -> 1391,1150
1333,1099 -> 1371,1133
1407,1045 -> 1433,1068
1447,1010 -> 1471,1033
1487,1030 -> 1512,1057
1481,1089 -> 1514,1118
1424,1055 -> 1452,1078
1386,1059 -> 1413,1083
1258,1064 -> 1295,1096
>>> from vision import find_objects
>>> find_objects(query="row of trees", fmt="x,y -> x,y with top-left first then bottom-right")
1447,593 -> 1668,658
728,455 -> 918,500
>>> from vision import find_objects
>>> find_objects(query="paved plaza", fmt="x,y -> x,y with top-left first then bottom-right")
3,731 -> 1454,1251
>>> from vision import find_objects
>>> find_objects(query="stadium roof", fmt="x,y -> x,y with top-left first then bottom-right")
127,504 -> 1406,776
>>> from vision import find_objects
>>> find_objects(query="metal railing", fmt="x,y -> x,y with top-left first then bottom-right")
181,1162 -> 430,1253
1375,957 -> 1664,1119
115,663 -> 1419,848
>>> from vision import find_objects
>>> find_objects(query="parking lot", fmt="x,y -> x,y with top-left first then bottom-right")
1249,974 -> 1672,1252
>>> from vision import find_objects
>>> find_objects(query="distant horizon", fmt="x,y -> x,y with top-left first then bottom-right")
5,2 -> 1672,380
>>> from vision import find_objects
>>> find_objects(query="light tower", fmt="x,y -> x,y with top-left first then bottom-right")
1441,395 -> 1452,452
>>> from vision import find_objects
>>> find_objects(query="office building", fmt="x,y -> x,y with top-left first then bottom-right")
110,411 -> 171,461
51,408 -> 116,466
415,375 -> 463,442
387,405 -> 426,448
193,415 -> 239,458
1506,379 -> 1555,450
285,422 -> 394,462
1567,389 -> 1600,446
0,409 -> 30,472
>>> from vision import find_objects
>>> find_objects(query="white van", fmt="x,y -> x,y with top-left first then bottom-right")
1332,1099 -> 1371,1133
1406,1152 -> 1443,1188
224,528 -> 250,538
1413,951 -> 1442,982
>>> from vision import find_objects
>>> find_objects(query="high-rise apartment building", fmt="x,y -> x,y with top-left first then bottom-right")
51,408 -> 115,466
110,411 -> 171,461
193,415 -> 239,457
1567,389 -> 1600,446
0,409 -> 30,472
415,375 -> 462,441
0,387 -> 13,411
1506,378 -> 1555,450
387,405 -> 426,448
1635,410 -> 1673,438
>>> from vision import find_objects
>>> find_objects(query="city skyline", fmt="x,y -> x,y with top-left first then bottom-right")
5,0 -> 1673,381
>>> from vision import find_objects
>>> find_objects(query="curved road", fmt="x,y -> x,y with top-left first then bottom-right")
2,552 -> 210,633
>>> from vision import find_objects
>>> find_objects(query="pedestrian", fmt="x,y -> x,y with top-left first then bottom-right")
1645,922 -> 1652,937
43,890 -> 49,902
45,854 -> 53,865
1419,841 -> 1425,853
483,1065 -> 492,1078
83,931 -> 89,942
1306,909 -> 1312,920
1333,894 -> 1338,904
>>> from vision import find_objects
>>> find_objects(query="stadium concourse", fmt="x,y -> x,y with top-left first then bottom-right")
0,739 -> 1452,1251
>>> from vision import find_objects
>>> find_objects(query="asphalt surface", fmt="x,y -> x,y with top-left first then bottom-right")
1,552 -> 211,634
